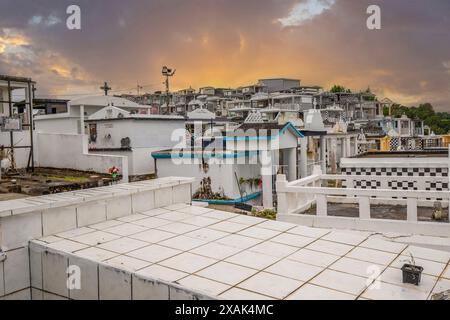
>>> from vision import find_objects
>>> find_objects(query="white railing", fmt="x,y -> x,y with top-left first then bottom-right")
276,167 -> 450,236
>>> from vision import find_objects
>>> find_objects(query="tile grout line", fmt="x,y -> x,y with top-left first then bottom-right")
426,257 -> 450,300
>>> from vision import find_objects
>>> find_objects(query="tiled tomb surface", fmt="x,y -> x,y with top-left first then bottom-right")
1,176 -> 450,300
29,205 -> 450,300
0,177 -> 193,300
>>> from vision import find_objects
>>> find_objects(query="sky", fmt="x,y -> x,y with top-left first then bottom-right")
0,0 -> 449,110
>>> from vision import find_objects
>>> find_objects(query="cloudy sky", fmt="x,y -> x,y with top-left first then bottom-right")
0,0 -> 449,110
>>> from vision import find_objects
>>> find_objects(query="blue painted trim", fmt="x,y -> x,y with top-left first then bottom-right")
192,191 -> 261,205
152,151 -> 260,159
151,123 -> 304,159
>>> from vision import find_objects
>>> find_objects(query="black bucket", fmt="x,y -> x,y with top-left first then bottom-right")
234,203 -> 253,212
401,264 -> 423,286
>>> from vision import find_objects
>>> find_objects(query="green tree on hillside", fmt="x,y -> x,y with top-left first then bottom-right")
330,85 -> 351,93
388,103 -> 449,135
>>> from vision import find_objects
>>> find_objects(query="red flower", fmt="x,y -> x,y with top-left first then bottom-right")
108,166 -> 119,174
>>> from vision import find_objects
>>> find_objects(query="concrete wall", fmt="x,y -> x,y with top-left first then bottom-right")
0,131 -> 32,169
341,157 -> 448,182
89,119 -> 185,149
34,116 -> 80,134
155,157 -> 261,199
92,147 -> 160,176
28,241 -> 214,300
0,177 -> 194,300
35,133 -> 128,179
341,157 -> 448,171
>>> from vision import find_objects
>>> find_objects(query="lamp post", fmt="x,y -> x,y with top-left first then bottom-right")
162,66 -> 176,114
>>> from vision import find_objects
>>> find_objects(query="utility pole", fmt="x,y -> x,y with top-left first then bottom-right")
100,82 -> 111,96
162,66 -> 176,114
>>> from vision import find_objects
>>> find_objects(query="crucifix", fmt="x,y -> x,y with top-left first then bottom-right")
100,82 -> 111,96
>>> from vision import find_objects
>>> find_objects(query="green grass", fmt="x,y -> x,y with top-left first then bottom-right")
46,176 -> 91,183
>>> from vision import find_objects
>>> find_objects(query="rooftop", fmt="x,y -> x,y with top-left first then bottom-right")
32,204 -> 450,300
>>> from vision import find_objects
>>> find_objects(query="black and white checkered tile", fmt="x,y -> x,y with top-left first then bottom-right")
354,180 -> 381,189
425,181 -> 449,192
342,167 -> 448,177
388,180 -> 418,191
389,137 -> 424,151
341,166 -> 449,193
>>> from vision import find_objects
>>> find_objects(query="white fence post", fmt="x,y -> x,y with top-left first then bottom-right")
312,165 -> 322,188
316,194 -> 327,216
276,174 -> 288,215
407,198 -> 418,222
359,197 -> 371,219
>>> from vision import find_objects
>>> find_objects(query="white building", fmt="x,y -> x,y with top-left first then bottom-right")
152,122 -> 305,208
34,95 -> 150,134
85,106 -> 185,175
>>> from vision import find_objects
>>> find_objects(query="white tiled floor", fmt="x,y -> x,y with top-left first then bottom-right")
47,239 -> 89,253
330,257 -> 385,278
265,259 -> 323,282
71,230 -> 120,246
306,239 -> 354,256
159,252 -> 217,274
225,250 -> 280,270
105,255 -> 151,272
286,284 -> 355,300
443,265 -> 450,279
190,242 -> 242,260
98,237 -> 148,254
197,262 -> 258,286
136,264 -> 187,282
178,275 -> 230,296
321,231 -> 368,246
238,272 -> 303,299
34,204 -> 450,300
310,270 -> 368,295
219,287 -> 274,300
359,237 -> 408,254
104,223 -> 148,236
249,241 -> 298,258
288,248 -> 340,268
346,247 -> 398,266
237,226 -> 281,240
126,244 -> 181,263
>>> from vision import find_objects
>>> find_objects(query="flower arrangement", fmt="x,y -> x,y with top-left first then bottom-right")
108,166 -> 120,180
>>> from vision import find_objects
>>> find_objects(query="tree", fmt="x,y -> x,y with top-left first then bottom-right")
330,85 -> 351,93
390,102 -> 450,135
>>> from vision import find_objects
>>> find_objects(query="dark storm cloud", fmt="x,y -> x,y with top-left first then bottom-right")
0,0 -> 449,109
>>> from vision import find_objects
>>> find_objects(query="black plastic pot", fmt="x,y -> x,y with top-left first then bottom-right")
234,203 -> 253,212
401,264 -> 423,286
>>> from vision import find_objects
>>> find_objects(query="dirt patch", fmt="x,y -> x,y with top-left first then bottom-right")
304,203 -> 449,223
0,167 -> 114,198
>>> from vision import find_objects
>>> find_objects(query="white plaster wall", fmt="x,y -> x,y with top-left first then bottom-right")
155,158 -> 261,199
34,116 -> 80,134
155,159 -> 235,197
340,157 -> 448,169
89,147 -> 159,176
131,148 -> 158,175
35,133 -> 127,177
90,120 -> 185,149
69,105 -> 103,117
